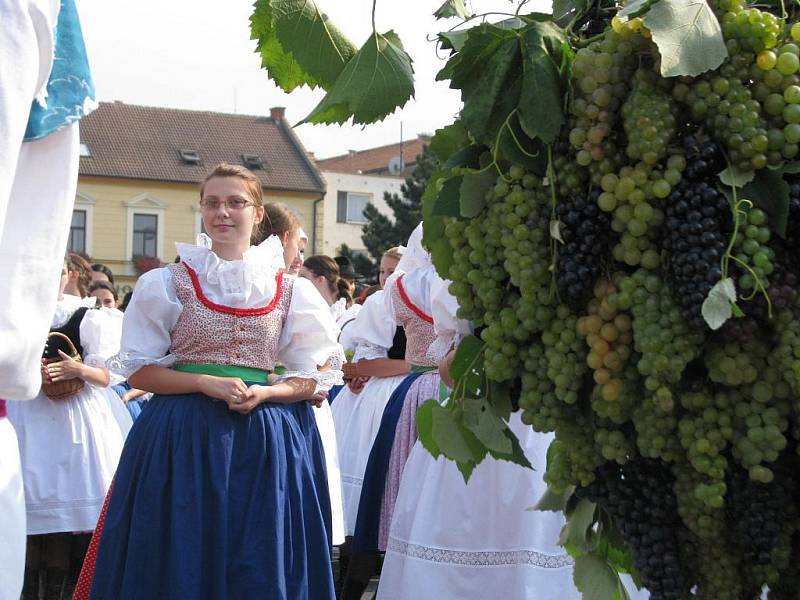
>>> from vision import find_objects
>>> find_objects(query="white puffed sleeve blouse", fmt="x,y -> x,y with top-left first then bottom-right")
108,236 -> 343,390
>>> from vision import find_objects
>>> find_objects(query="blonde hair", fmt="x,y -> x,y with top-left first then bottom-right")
200,163 -> 263,208
383,246 -> 403,262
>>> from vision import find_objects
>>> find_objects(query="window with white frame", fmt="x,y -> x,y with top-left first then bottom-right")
68,210 -> 87,254
337,191 -> 371,224
125,194 -> 166,260
132,213 -> 158,257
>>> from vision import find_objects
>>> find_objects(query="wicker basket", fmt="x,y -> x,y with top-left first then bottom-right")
42,332 -> 85,401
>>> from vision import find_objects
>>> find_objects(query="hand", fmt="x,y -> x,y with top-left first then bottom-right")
45,351 -> 85,382
226,384 -> 269,415
307,389 -> 328,408
347,376 -> 369,393
199,375 -> 247,405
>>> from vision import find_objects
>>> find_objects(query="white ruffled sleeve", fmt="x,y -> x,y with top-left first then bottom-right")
276,277 -> 344,391
427,275 -> 472,364
106,268 -> 183,379
348,291 -> 398,362
80,307 -> 125,385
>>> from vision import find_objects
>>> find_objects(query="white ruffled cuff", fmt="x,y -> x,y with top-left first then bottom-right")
353,343 -> 390,362
106,352 -> 176,379
274,369 -> 344,393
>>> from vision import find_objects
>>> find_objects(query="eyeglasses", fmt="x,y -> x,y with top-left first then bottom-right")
199,198 -> 253,211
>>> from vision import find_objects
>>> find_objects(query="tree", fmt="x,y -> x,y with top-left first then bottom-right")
360,144 -> 437,263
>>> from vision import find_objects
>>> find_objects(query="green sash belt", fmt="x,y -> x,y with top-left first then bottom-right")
410,365 -> 436,374
172,363 -> 270,383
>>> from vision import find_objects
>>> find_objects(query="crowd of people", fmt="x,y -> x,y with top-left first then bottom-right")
0,160 -> 606,600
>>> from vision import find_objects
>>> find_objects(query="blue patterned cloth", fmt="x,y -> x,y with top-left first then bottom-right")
89,391 -> 336,600
24,0 -> 95,141
352,372 -> 424,554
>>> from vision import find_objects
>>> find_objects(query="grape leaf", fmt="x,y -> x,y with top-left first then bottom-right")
430,175 -> 463,217
459,169 -> 497,217
644,0 -> 727,77
718,165 -> 755,188
574,555 -> 629,600
518,28 -> 566,144
701,277 -> 736,330
497,113 -> 549,175
438,30 -> 470,53
444,144 -> 485,170
532,485 -> 575,512
251,0 -> 320,92
415,399 -> 442,458
450,335 -> 486,385
422,171 -> 456,277
430,120 -> 470,162
618,0 -> 661,20
302,31 -> 414,125
270,0 -> 357,90
552,0 -> 591,23
560,498 -> 597,548
434,0 -> 470,20
463,398 -> 512,454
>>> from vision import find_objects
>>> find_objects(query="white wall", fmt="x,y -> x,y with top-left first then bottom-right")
321,171 -> 403,256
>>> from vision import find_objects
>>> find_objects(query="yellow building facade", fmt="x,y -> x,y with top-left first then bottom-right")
72,102 -> 327,298
72,177 -> 321,296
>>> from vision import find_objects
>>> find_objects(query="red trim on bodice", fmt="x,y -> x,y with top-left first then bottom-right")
182,262 -> 283,316
396,274 -> 433,324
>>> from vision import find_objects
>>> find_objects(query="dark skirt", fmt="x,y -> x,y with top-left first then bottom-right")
89,392 -> 335,600
351,372 -> 424,553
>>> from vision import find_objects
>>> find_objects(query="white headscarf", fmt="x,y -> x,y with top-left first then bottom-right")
394,222 -> 431,274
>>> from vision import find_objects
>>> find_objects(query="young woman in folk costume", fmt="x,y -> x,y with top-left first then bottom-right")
84,165 -> 343,599
341,227 -> 443,599
6,257 -> 131,600
257,204 -> 347,548
330,246 -> 407,537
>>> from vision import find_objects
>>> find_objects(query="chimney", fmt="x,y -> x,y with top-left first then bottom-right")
270,106 -> 286,121
348,149 -> 357,158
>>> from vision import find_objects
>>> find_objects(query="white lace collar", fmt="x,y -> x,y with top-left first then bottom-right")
174,234 -> 286,297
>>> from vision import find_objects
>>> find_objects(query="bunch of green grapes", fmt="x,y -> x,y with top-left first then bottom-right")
593,424 -> 634,464
597,156 -> 685,269
497,172 -> 554,310
672,458 -> 727,539
718,1 -> 782,53
541,304 -> 588,405
677,387 -> 732,483
609,269 -> 705,411
704,338 -> 765,386
552,147 -> 589,198
622,68 -> 677,165
567,17 -> 649,176
518,339 -> 562,433
731,206 -> 775,293
550,411 -> 605,488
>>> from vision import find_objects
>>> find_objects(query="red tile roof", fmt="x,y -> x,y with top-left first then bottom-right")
78,102 -> 325,193
316,136 -> 429,175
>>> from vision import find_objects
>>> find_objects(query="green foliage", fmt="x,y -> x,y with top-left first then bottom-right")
573,555 -> 630,600
434,0 -> 471,20
302,31 -> 414,125
644,0 -> 727,77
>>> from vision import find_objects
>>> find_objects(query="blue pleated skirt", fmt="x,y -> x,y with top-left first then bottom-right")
89,392 -> 335,600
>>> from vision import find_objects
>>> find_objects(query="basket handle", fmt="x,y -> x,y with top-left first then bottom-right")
47,331 -> 80,359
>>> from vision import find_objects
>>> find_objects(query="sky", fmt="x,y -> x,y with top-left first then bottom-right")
78,0 -> 551,160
